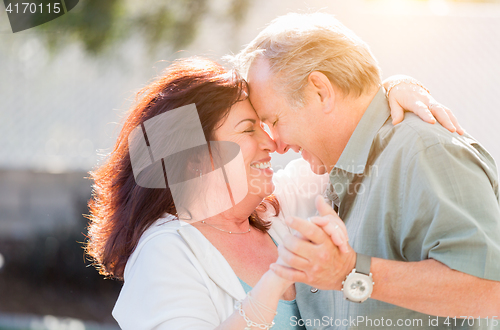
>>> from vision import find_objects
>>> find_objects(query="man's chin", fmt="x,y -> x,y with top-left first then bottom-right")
301,150 -> 328,175
308,162 -> 328,175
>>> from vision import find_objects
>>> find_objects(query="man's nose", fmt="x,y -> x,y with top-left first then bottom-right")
269,127 -> 289,154
259,126 -> 277,153
275,140 -> 290,154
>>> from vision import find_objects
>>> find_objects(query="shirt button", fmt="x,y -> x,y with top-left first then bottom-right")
310,287 -> 319,293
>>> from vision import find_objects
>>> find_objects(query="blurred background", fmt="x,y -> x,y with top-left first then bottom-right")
1,0 -> 499,329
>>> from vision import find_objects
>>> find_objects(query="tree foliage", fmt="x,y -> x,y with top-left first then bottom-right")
39,0 -> 250,55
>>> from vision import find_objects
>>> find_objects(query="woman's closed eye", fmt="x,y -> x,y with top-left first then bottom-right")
243,125 -> 255,133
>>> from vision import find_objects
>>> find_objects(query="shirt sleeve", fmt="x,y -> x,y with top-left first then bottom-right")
112,231 -> 221,330
272,158 -> 330,220
400,138 -> 500,281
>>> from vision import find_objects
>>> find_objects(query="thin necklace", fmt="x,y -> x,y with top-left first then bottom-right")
201,220 -> 251,234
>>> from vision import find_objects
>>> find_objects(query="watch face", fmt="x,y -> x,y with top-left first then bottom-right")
343,273 -> 373,302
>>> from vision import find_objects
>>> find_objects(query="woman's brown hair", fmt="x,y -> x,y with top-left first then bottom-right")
86,57 -> 279,280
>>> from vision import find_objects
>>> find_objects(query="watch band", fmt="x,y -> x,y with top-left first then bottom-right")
355,253 -> 371,275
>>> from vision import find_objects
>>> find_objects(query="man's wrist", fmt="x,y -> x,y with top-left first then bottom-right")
334,250 -> 357,290
341,253 -> 374,303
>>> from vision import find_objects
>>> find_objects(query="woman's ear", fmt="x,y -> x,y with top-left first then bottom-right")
308,71 -> 335,114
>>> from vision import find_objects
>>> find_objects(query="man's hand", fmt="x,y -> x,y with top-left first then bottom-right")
270,197 -> 356,290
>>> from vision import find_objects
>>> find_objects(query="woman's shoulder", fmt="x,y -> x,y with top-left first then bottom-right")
149,213 -> 182,229
123,214 -> 193,274
114,214 -> 227,329
137,214 -> 183,244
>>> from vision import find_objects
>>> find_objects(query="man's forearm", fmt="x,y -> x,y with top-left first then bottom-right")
370,257 -> 500,317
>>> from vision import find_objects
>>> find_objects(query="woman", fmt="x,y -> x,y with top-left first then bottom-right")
86,57 -> 460,329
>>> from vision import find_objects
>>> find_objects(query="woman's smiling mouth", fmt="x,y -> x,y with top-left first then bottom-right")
250,161 -> 272,169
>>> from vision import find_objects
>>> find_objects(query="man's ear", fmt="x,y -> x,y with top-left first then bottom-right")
308,71 -> 335,114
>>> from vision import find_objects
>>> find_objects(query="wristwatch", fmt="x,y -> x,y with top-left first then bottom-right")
341,253 -> 374,303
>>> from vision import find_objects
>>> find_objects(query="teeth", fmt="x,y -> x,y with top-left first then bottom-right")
250,161 -> 271,169
299,147 -> 303,152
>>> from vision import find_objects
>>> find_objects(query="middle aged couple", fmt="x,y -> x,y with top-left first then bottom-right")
87,12 -> 500,330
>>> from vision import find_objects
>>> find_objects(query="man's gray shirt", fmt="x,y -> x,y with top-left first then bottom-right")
295,88 -> 500,330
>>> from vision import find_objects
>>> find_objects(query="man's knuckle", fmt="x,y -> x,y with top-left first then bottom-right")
311,264 -> 321,274
318,250 -> 330,262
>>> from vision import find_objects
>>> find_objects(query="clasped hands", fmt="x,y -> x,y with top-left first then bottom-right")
270,196 -> 356,291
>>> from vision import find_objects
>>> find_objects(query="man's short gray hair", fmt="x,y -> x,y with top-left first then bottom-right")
228,12 -> 382,108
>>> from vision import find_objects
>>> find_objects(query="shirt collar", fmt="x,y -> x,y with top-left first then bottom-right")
177,222 -> 247,302
176,217 -> 290,302
333,87 -> 390,175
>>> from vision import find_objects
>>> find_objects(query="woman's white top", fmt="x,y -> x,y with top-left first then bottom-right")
112,158 -> 329,330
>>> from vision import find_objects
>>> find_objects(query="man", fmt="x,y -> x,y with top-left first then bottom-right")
233,12 -> 500,330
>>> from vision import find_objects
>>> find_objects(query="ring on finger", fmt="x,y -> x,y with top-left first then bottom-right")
428,102 -> 439,109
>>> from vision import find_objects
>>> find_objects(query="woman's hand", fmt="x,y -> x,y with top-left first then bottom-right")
270,200 -> 355,290
214,270 -> 292,329
309,196 -> 351,254
273,256 -> 295,286
383,75 -> 465,135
